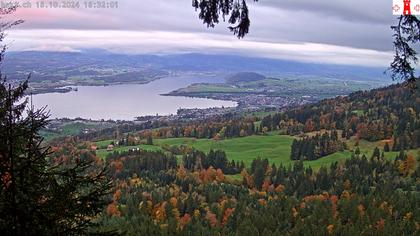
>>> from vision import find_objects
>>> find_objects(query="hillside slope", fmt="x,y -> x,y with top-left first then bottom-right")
225,72 -> 266,84
260,82 -> 420,151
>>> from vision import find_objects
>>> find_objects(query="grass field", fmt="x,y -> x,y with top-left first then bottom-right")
94,134 -> 420,169
95,144 -> 163,159
94,134 -> 295,165
154,134 -> 295,166
347,138 -> 420,161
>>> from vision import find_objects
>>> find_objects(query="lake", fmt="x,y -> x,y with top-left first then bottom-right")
30,76 -> 236,120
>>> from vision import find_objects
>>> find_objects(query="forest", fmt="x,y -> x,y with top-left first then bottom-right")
41,83 -> 420,235
90,141 -> 420,235
261,84 -> 420,151
290,131 -> 346,161
43,130 -> 420,235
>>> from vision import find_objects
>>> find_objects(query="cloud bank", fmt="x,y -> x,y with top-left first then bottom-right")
5,0 -> 397,67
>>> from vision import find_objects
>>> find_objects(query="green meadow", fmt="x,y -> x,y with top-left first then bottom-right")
94,133 -> 420,169
154,134 -> 294,167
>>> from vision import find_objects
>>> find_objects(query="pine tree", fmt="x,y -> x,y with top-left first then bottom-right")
0,15 -> 112,233
254,165 -> 265,190
355,147 -> 361,155
384,142 -> 390,152
0,80 -> 113,234
290,139 -> 299,160
147,135 -> 153,145
372,147 -> 381,158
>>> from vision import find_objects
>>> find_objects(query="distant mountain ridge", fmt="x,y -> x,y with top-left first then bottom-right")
5,50 -> 388,82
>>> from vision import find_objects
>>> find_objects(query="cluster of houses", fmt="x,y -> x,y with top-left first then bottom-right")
105,144 -> 141,152
89,142 -> 142,153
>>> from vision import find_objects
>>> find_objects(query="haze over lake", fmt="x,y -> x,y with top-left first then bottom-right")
31,76 -> 236,120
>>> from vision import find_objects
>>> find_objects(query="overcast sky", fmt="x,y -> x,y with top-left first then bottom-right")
6,0 -> 397,67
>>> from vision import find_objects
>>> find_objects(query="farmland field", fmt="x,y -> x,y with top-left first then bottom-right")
95,133 -> 420,169
154,134 -> 295,166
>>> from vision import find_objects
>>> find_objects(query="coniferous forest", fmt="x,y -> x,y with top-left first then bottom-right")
290,131 -> 345,161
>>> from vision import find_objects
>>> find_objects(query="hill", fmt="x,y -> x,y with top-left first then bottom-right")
167,76 -> 385,106
259,82 -> 420,152
225,72 -> 266,84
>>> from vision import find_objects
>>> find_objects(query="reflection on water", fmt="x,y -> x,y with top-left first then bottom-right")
31,76 -> 236,120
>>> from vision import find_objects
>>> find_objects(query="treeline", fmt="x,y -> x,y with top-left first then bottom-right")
245,150 -> 419,196
75,112 -> 245,142
290,130 -> 346,161
104,147 -> 244,179
77,122 -> 142,142
106,149 -> 177,180
259,83 -> 420,150
183,149 -> 245,175
138,120 -> 256,140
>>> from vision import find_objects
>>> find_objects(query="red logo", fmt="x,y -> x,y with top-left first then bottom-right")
404,0 -> 411,15
393,0 -> 420,15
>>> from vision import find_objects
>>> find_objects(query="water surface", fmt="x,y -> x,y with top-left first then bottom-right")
31,76 -> 236,120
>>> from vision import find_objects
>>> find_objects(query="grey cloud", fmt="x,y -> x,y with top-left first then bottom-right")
7,29 -> 392,67
7,0 -> 398,65
246,0 -> 396,51
258,0 -> 391,25
247,6 -> 394,51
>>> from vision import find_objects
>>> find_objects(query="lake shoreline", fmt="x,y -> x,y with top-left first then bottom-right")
29,76 -> 237,120
27,77 -> 164,95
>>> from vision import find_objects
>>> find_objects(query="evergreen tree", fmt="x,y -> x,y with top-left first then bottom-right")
147,135 -> 153,145
0,80 -> 112,234
372,147 -> 381,158
254,165 -> 265,190
355,147 -> 361,155
0,17 -> 112,233
384,142 -> 390,152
